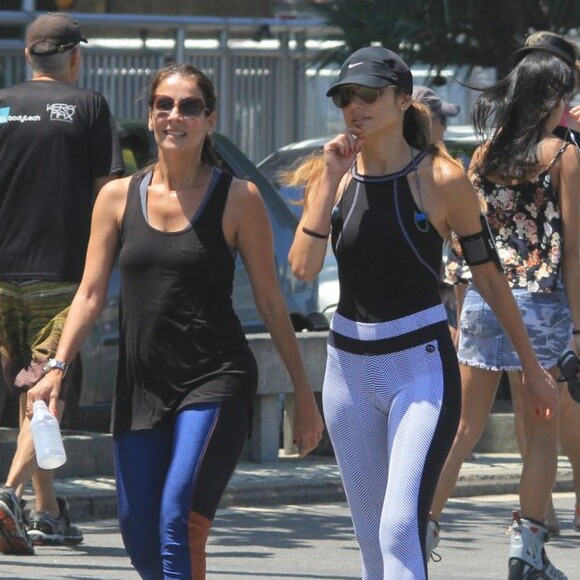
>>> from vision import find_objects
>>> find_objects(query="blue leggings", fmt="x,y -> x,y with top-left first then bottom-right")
113,399 -> 251,579
324,309 -> 461,580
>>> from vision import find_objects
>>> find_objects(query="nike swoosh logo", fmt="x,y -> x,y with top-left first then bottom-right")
348,62 -> 364,68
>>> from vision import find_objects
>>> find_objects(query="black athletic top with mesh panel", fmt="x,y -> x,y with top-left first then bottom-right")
331,152 -> 444,323
112,168 -> 258,433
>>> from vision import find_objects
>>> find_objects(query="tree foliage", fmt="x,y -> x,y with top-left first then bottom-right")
310,0 -> 580,75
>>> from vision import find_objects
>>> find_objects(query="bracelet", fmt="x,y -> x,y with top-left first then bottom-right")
573,329 -> 580,335
302,226 -> 329,240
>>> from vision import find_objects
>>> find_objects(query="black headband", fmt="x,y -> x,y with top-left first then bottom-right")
512,36 -> 577,68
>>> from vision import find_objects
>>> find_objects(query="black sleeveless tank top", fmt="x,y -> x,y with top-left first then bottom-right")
112,168 -> 257,433
331,152 -> 443,322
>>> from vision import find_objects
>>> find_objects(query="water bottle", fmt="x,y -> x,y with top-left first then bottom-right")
30,400 -> 67,469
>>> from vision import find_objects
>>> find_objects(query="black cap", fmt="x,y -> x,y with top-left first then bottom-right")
512,34 -> 577,68
412,86 -> 460,117
26,13 -> 87,57
326,46 -> 413,97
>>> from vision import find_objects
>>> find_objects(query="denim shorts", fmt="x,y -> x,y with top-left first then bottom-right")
457,286 -> 571,371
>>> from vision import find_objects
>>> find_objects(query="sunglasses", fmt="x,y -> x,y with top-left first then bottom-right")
151,95 -> 210,118
331,86 -> 387,109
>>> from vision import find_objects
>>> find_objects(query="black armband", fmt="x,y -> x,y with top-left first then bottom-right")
458,214 -> 503,272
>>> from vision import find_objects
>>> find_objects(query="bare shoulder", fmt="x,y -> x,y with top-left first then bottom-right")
100,174 -> 132,195
223,175 -> 268,229
558,138 -> 580,165
226,175 -> 264,210
430,155 -> 474,196
428,155 -> 482,237
94,174 -> 132,222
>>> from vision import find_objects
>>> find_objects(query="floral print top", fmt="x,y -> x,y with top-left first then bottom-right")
445,144 -> 568,292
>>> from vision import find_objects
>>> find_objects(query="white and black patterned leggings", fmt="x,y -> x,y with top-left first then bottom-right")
323,308 -> 461,580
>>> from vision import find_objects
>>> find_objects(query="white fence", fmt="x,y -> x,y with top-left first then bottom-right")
0,11 -> 347,162
0,10 -> 482,162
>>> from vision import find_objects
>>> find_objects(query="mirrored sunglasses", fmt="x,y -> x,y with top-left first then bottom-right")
331,86 -> 386,109
152,95 -> 210,118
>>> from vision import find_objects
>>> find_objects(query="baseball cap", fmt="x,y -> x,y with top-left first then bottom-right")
512,34 -> 577,68
326,46 -> 413,97
412,86 -> 460,118
26,13 -> 87,57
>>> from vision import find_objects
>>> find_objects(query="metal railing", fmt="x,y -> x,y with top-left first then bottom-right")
0,9 -> 343,162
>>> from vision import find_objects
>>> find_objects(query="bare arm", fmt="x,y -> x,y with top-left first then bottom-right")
555,144 -> 580,355
441,163 -> 559,418
225,178 -> 324,456
26,177 -> 129,416
289,131 -> 363,281
94,173 -> 119,194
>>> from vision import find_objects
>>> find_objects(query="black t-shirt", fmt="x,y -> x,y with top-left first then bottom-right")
0,80 -> 124,282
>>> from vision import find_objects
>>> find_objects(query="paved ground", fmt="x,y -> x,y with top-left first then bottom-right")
0,492 -> 578,579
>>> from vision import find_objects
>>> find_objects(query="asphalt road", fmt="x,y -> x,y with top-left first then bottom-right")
0,492 -> 578,579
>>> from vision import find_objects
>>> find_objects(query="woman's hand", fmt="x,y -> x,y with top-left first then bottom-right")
322,129 -> 364,178
567,105 -> 580,131
522,364 -> 560,420
26,371 -> 63,419
292,390 -> 325,458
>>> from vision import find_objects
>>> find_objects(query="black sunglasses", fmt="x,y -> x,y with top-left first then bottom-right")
152,95 -> 210,118
331,86 -> 387,109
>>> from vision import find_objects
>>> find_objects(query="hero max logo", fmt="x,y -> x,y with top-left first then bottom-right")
47,103 -> 76,123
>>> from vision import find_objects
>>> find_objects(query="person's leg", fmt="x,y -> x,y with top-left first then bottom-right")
556,383 -> 580,530
0,282 -> 35,554
12,291 -> 83,546
4,284 -> 77,510
114,424 -> 172,580
0,392 -> 36,554
508,371 -> 560,534
518,366 -> 561,523
430,365 -> 501,520
5,395 -> 39,493
507,366 -> 566,579
323,346 -> 388,579
161,400 -> 251,579
508,371 -> 528,453
324,330 -> 460,580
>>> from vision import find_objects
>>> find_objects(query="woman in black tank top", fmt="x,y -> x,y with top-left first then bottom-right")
289,46 -> 559,580
26,64 -> 323,579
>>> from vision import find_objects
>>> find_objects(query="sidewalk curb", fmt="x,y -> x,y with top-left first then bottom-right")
41,453 -> 574,524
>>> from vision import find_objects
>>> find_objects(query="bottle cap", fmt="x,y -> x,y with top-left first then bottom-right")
32,400 -> 47,411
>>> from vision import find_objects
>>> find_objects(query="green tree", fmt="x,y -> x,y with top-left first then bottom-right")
311,0 -> 580,76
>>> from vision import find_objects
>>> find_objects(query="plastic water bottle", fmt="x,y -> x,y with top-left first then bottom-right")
30,400 -> 67,469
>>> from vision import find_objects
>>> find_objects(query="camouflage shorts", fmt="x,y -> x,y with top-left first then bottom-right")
0,280 -> 77,396
457,286 -> 571,371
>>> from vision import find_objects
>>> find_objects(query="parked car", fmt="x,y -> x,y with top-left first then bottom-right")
0,122 -> 328,431
257,126 -> 482,324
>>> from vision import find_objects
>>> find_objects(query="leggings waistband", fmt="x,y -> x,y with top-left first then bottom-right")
329,306 -> 449,355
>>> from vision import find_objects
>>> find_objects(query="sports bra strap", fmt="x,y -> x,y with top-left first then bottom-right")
547,141 -> 571,170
